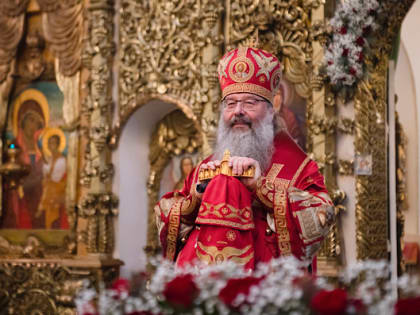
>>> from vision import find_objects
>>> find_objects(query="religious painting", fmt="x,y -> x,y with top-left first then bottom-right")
159,153 -> 198,198
274,79 -> 307,150
1,82 -> 69,231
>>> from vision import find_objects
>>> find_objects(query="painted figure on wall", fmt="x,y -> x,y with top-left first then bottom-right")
273,80 -> 306,149
36,128 -> 69,229
2,92 -> 48,229
173,156 -> 194,191
1,84 -> 69,230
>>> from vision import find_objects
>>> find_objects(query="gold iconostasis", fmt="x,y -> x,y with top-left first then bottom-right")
0,0 -> 417,313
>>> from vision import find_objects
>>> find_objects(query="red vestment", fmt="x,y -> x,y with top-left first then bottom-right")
155,132 -> 334,269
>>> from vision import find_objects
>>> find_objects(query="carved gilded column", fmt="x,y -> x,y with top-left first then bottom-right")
79,0 -> 117,255
354,0 -> 415,260
200,0 -> 224,155
310,2 -> 342,274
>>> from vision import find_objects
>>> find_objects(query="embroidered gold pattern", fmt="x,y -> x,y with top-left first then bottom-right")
270,68 -> 282,92
166,198 -> 182,260
290,157 -> 311,187
196,242 -> 253,265
228,56 -> 255,83
226,230 -> 237,241
250,50 -> 279,81
273,179 -> 292,255
218,51 -> 235,79
266,163 -> 284,185
295,207 -> 325,244
222,83 -> 273,102
197,202 -> 255,229
195,218 -> 255,230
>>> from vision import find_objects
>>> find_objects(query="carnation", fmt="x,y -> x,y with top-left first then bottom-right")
323,0 -> 384,97
75,257 -> 420,315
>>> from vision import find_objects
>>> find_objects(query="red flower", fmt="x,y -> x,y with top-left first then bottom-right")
358,52 -> 364,62
395,296 -> 420,315
311,288 -> 348,315
219,276 -> 264,308
339,27 -> 347,35
362,26 -> 372,36
342,48 -> 349,57
163,274 -> 199,309
356,37 -> 365,47
349,67 -> 357,76
111,278 -> 130,299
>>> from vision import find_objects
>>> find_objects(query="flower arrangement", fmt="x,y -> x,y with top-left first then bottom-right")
324,0 -> 381,97
75,257 -> 420,315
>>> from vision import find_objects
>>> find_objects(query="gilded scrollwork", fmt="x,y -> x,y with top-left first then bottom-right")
227,0 -> 313,99
78,0 -> 116,256
0,261 -> 119,314
354,65 -> 388,260
354,0 -> 414,260
118,0 -> 223,126
338,159 -> 354,176
78,193 -> 119,254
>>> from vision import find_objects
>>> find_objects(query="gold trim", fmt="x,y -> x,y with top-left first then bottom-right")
256,177 -> 273,208
222,83 -> 274,103
273,180 -> 291,255
196,241 -> 253,265
196,217 -> 254,230
166,199 -> 182,261
266,163 -> 284,185
290,157 -> 311,187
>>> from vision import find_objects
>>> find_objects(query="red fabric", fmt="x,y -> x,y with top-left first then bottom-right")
218,47 -> 282,103
196,175 -> 254,230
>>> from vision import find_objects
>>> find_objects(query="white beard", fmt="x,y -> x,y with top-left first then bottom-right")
213,112 -> 275,172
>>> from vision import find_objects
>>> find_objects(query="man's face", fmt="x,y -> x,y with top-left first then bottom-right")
222,93 -> 272,131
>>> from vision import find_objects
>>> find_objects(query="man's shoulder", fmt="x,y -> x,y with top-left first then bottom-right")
273,131 -> 307,161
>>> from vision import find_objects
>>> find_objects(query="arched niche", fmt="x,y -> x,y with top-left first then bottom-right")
112,99 -> 201,276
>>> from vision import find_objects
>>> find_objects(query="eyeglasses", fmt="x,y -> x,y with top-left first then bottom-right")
223,98 -> 267,112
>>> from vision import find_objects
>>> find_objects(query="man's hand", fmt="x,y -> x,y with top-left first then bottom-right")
229,156 -> 261,192
194,160 -> 222,199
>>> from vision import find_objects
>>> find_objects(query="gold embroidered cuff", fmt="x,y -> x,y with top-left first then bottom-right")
255,176 -> 274,209
180,194 -> 199,216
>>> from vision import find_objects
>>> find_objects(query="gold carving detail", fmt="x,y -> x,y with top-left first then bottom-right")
78,193 -> 119,254
354,0 -> 414,259
118,0 -> 224,125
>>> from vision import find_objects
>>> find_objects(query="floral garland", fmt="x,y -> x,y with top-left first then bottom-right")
324,0 -> 381,94
75,257 -> 420,315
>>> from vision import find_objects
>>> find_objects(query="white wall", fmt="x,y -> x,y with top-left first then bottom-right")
113,100 -> 176,277
397,1 -> 420,235
395,43 -> 418,236
336,100 -> 357,265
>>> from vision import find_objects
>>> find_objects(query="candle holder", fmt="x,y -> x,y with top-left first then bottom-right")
0,144 -> 31,190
